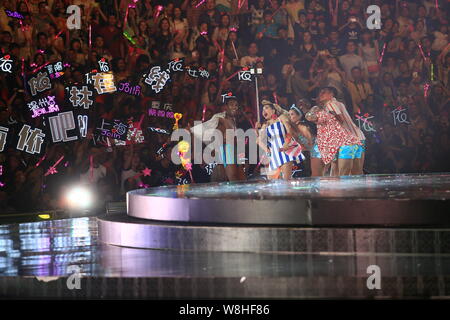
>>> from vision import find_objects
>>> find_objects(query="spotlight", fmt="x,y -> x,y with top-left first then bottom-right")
65,186 -> 93,210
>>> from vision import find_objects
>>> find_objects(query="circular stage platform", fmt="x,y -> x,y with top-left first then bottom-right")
98,173 -> 450,250
126,173 -> 450,225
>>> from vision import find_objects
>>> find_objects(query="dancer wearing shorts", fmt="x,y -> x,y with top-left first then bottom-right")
305,98 -> 362,173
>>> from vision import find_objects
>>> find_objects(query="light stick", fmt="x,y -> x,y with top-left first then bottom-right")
44,155 -> 64,176
423,83 -> 430,98
238,0 -> 247,10
225,69 -> 241,81
417,43 -> 426,60
31,61 -> 50,74
202,104 -> 207,121
231,41 -> 239,60
35,154 -> 46,167
88,24 -> 92,51
154,5 -> 163,23
195,0 -> 206,8
89,155 -> 94,182
273,92 -> 278,105
54,30 -> 64,39
378,43 -> 387,64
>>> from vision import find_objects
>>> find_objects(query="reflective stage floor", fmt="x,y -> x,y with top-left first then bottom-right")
1,173 -> 450,299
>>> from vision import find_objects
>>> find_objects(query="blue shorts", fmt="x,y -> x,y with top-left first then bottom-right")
355,140 -> 366,158
337,144 -> 361,159
310,143 -> 321,159
219,144 -> 236,167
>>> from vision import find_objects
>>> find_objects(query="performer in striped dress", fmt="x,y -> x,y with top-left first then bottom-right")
256,100 -> 303,180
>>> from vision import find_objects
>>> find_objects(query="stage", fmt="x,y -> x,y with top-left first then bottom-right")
1,173 -> 450,299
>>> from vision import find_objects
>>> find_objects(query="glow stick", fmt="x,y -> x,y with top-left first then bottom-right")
202,104 -> 207,121
239,0 -> 247,9
89,24 -> 92,51
89,155 -> 94,182
35,154 -> 46,167
378,43 -> 387,64
44,155 -> 64,176
225,69 -> 241,81
195,0 -> 206,8
424,83 -> 430,98
31,61 -> 50,74
417,43 -> 426,60
154,5 -> 163,23
54,30 -> 64,39
231,41 -> 239,60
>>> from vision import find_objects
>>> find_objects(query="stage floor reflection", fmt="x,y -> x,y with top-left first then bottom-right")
1,217 -> 450,298
0,217 -> 448,277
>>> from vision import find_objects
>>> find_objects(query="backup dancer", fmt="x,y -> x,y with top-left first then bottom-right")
305,92 -> 362,173
319,87 -> 366,175
191,94 -> 246,182
287,101 -> 324,177
256,100 -> 303,180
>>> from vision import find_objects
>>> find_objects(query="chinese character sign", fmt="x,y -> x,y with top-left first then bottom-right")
16,124 -> 46,155
28,72 -> 51,96
0,126 -> 9,152
45,61 -> 65,79
67,86 -> 94,109
47,111 -> 79,143
148,108 -> 175,119
94,118 -> 129,141
27,95 -> 59,118
86,72 -> 116,94
77,114 -> 89,138
143,66 -> 170,94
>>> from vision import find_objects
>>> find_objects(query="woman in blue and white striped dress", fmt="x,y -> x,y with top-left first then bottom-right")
256,100 -> 303,180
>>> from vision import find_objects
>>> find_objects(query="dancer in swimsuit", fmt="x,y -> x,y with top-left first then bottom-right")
256,100 -> 303,180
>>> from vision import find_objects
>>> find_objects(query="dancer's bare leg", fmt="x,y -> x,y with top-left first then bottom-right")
337,159 -> 353,176
280,162 -> 294,180
224,164 -> 246,181
311,158 -> 325,176
211,165 -> 227,182
351,152 -> 365,175
330,160 -> 339,176
268,167 -> 281,180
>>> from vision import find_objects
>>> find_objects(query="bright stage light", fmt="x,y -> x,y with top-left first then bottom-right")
66,186 -> 93,210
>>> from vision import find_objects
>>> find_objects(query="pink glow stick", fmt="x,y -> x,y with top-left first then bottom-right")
44,155 -> 64,176
35,154 -> 46,167
195,0 -> 206,8
378,43 -> 387,64
202,104 -> 207,121
417,43 -> 427,61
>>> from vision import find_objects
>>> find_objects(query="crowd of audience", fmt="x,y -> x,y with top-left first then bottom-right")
0,0 -> 448,213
